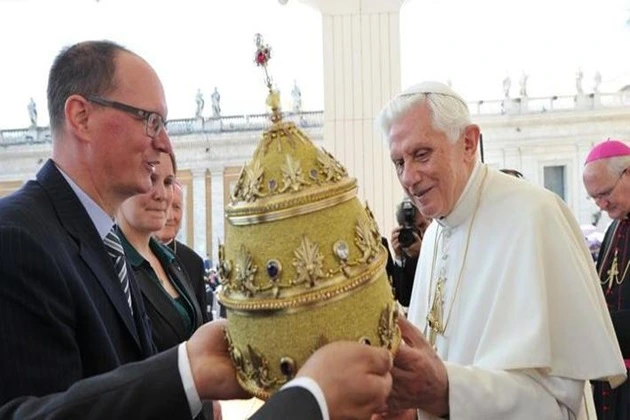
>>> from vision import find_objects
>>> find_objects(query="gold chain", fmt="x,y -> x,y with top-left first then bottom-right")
425,168 -> 488,347
598,220 -> 630,291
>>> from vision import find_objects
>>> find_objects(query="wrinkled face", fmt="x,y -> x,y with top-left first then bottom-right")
156,184 -> 183,243
389,102 -> 478,219
583,160 -> 630,220
119,152 -> 175,234
88,52 -> 172,201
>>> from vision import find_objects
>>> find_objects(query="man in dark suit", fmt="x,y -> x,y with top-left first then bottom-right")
156,182 -> 211,320
0,40 -> 393,420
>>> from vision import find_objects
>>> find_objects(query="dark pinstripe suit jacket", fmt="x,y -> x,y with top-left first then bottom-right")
0,160 -> 191,419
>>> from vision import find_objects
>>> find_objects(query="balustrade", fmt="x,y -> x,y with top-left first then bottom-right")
1,91 -> 628,147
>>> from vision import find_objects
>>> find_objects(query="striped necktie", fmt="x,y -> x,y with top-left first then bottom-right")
104,227 -> 133,315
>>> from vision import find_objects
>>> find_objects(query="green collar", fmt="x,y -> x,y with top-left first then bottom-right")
119,233 -> 176,268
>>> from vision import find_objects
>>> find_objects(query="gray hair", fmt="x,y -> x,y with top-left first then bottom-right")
604,155 -> 630,176
376,89 -> 471,144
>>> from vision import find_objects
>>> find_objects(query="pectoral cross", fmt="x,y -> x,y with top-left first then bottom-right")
605,250 -> 620,291
426,277 -> 446,348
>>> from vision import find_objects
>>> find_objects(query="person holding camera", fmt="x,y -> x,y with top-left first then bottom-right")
390,199 -> 431,307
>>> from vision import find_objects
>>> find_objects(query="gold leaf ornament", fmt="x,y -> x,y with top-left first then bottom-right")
217,243 -> 232,285
378,303 -> 398,349
292,236 -> 325,287
355,217 -> 380,263
242,160 -> 267,202
317,148 -> 348,182
234,245 -> 259,296
279,155 -> 310,193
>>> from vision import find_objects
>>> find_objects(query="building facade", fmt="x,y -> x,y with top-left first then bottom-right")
1,93 -> 628,263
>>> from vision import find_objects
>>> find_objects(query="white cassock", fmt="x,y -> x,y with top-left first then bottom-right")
408,162 -> 626,419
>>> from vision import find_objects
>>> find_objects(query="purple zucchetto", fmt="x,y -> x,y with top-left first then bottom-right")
585,139 -> 630,165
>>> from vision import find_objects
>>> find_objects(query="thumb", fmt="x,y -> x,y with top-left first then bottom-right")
362,345 -> 394,375
397,316 -> 427,348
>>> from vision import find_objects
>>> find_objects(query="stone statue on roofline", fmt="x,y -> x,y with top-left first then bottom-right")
593,71 -> 602,94
27,97 -> 37,127
291,80 -> 302,113
519,72 -> 528,98
211,87 -> 221,118
576,68 -> 584,95
195,88 -> 205,118
502,74 -> 511,99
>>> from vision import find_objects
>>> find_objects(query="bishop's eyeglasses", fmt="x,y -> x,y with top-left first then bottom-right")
590,169 -> 627,202
87,96 -> 167,139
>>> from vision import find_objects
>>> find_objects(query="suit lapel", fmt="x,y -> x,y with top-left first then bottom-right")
77,243 -> 142,348
136,269 -> 189,342
136,257 -> 205,343
37,160 -> 142,351
127,269 -> 157,356
174,242 -> 207,321
168,260 -> 203,329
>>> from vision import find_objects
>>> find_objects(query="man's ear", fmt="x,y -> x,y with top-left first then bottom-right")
462,124 -> 480,161
64,95 -> 92,142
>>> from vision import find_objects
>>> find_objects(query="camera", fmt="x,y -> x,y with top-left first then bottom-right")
396,200 -> 418,248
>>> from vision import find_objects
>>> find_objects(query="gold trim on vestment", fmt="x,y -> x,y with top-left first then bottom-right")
425,167 -> 488,348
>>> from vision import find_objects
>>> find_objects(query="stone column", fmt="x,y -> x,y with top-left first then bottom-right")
293,0 -> 406,237
209,167 -> 226,264
191,168 -> 208,257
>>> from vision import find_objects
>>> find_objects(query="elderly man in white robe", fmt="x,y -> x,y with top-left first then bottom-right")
375,81 -> 626,419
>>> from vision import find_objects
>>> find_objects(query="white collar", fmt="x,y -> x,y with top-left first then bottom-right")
437,161 -> 485,229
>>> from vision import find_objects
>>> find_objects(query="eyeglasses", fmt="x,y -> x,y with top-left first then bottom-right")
590,169 -> 627,201
87,95 -> 167,139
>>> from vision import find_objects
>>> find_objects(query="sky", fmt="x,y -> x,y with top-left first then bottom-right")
401,0 -> 630,100
0,0 -> 629,129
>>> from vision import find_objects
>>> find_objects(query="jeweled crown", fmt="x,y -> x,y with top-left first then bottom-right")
217,34 -> 400,399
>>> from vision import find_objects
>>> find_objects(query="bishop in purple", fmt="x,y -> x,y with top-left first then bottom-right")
583,138 -> 630,419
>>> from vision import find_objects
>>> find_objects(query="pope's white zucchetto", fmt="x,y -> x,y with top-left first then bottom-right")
396,81 -> 467,105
